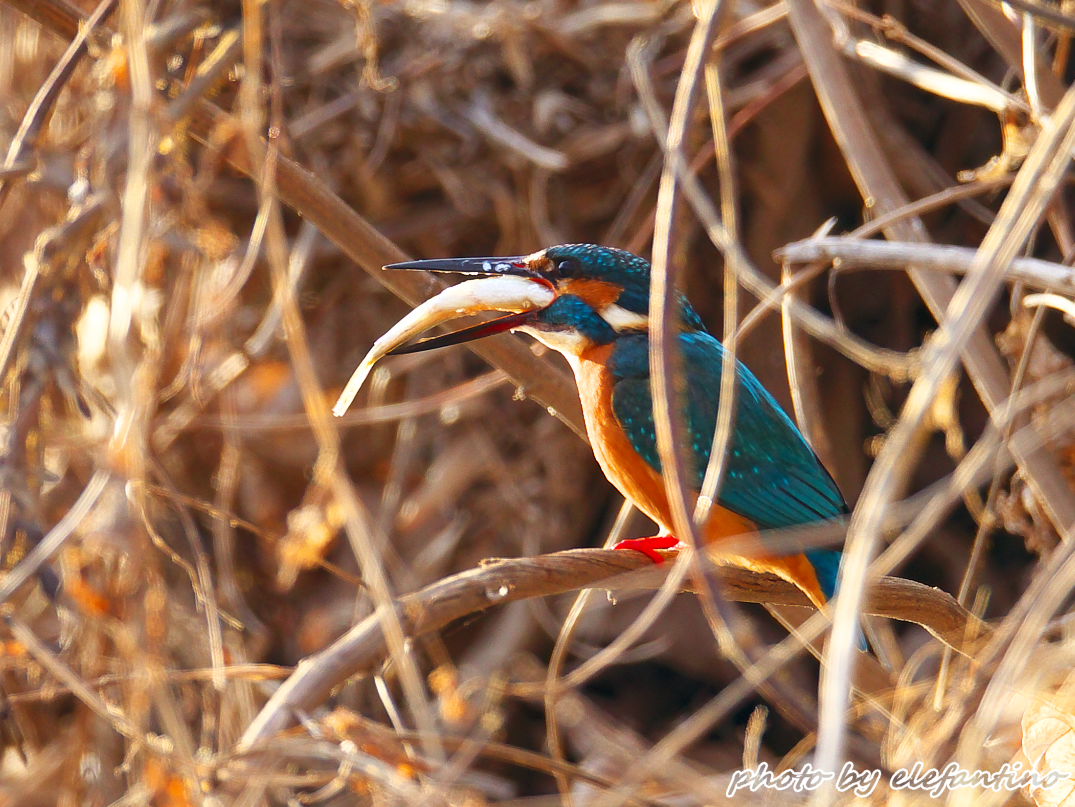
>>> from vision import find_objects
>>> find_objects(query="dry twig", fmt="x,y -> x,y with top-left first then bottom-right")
239,547 -> 987,749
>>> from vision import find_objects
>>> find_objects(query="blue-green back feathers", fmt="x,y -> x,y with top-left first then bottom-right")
608,332 -> 847,599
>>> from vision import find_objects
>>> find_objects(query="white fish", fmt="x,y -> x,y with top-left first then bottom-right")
332,275 -> 556,416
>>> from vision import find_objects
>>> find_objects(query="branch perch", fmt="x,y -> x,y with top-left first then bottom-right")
238,547 -> 988,750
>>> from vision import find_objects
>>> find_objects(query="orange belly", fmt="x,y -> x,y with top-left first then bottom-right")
573,345 -> 827,607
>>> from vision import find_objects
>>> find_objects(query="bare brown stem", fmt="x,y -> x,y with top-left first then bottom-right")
776,237 -> 1075,292
237,547 -> 987,751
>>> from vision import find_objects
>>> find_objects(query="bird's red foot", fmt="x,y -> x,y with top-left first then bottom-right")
613,535 -> 681,564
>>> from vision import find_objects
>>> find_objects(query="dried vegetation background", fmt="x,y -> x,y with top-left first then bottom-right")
0,0 -> 1074,804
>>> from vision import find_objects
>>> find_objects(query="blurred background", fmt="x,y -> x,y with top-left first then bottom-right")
0,0 -> 1073,804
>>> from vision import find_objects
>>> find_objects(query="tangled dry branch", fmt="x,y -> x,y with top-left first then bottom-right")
238,547 -> 987,749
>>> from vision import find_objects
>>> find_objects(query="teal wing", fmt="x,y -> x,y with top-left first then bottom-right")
608,332 -> 847,597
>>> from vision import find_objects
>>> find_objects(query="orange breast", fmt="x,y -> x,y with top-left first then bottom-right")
573,345 -> 755,538
571,345 -> 828,607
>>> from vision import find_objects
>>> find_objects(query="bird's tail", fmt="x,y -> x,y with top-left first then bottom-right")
805,548 -> 868,652
726,548 -> 868,652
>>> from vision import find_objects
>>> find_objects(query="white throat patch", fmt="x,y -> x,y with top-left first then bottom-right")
599,303 -> 649,332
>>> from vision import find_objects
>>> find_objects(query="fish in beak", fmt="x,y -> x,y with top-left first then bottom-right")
332,259 -> 555,417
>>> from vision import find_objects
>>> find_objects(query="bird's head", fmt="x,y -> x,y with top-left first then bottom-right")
384,243 -> 705,356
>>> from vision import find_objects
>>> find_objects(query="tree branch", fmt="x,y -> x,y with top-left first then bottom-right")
237,547 -> 988,750
776,236 -> 1075,292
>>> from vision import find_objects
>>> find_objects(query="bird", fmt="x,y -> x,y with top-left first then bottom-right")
335,243 -> 849,613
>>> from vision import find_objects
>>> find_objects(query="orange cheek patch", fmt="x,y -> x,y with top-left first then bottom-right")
561,278 -> 621,308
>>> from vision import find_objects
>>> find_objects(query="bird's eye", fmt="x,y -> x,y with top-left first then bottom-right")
556,257 -> 581,275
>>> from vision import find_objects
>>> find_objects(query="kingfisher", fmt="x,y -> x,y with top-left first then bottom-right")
334,244 -> 848,612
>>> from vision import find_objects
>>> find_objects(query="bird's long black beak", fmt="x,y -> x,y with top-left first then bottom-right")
385,256 -> 540,278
